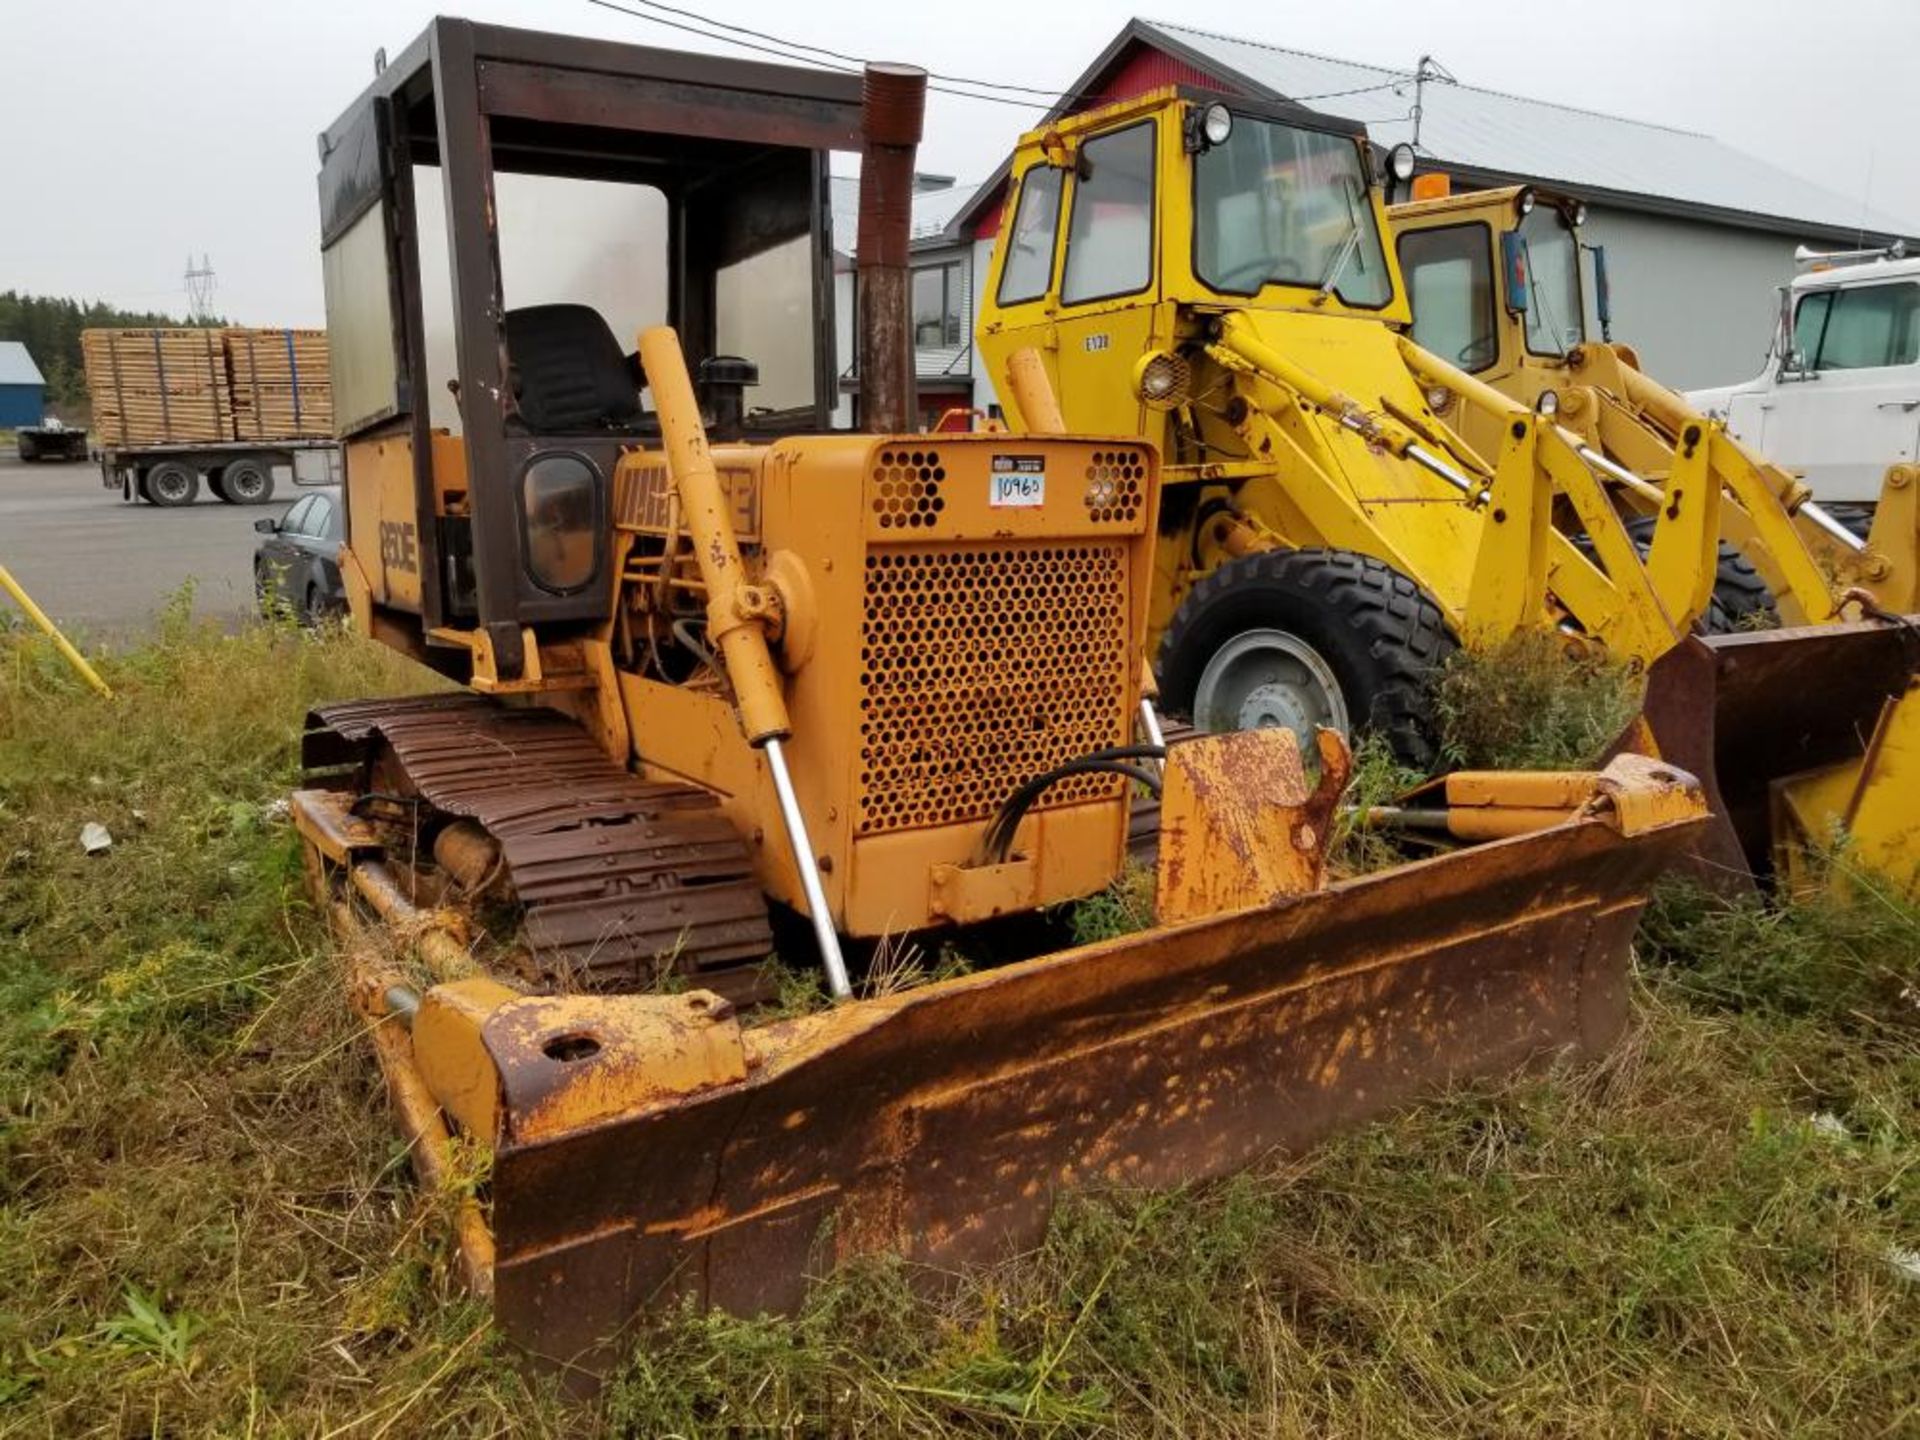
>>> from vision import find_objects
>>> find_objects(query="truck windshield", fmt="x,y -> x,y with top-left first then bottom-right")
1193,117 -> 1391,307
1519,206 -> 1584,355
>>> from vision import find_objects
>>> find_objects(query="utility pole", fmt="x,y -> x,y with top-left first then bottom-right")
1410,55 -> 1453,154
184,254 -> 217,324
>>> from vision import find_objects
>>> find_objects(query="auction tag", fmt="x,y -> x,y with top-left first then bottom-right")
990,454 -> 1047,507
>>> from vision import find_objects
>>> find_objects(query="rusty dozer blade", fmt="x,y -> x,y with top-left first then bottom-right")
1633,615 -> 1920,890
328,755 -> 1705,1376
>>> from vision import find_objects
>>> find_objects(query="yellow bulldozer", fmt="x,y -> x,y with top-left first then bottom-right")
975,88 -> 1917,893
1386,183 -> 1919,892
297,21 -> 1709,1372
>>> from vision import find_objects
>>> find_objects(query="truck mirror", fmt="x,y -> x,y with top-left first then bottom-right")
1500,232 -> 1530,314
254,517 -> 278,535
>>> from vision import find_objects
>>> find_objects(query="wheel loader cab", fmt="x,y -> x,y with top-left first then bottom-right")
979,87 -> 1412,453
1388,185 -> 1597,458
317,19 -> 854,681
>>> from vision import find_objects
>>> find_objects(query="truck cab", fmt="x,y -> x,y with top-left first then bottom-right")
1689,249 -> 1920,507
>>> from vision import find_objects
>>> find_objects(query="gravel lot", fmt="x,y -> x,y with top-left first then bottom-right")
0,451 -> 316,637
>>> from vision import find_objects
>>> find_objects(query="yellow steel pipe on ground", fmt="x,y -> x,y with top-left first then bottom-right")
0,562 -> 113,697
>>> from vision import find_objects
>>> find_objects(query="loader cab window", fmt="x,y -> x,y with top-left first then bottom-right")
1794,282 -> 1920,371
1518,204 -> 1584,356
1194,116 -> 1390,308
1061,122 -> 1156,304
998,165 -> 1064,305
1398,222 -> 1497,371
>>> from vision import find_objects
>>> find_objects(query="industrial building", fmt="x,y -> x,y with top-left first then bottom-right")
0,342 -> 48,428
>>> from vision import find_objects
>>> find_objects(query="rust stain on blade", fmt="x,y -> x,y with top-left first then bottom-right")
487,796 -> 1701,1373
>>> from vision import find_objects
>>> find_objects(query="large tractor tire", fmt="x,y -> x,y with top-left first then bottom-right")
1157,548 -> 1457,772
143,461 -> 200,507
1617,516 -> 1758,632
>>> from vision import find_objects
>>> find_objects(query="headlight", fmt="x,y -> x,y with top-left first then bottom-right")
1388,142 -> 1417,183
1535,389 -> 1560,418
1516,187 -> 1536,216
1202,103 -> 1233,147
1425,384 -> 1454,415
1133,350 -> 1193,411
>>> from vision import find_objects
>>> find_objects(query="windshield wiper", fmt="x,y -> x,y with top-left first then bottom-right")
1315,176 -> 1366,302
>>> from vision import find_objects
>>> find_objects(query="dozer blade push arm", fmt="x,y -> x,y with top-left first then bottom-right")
638,325 -> 853,998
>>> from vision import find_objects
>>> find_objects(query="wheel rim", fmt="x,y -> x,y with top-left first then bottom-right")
229,465 -> 267,500
1192,628 -> 1351,742
151,467 -> 192,501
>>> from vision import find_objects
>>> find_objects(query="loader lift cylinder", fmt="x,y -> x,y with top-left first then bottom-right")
855,63 -> 928,433
638,325 -> 853,999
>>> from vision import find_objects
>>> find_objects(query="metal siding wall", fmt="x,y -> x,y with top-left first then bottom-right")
1579,206 -> 1822,390
0,384 -> 45,427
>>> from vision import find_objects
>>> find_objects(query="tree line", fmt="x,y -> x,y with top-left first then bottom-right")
0,291 -> 227,413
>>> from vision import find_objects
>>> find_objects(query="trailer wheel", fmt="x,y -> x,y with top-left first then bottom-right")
1158,548 -> 1457,771
144,461 -> 200,507
16,436 -> 36,462
215,458 -> 274,504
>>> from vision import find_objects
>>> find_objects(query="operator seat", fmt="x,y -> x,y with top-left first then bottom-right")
503,304 -> 643,433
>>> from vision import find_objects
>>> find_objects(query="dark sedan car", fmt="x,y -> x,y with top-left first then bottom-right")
254,487 -> 345,622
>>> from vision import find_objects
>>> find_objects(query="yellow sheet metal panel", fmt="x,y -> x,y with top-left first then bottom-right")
1156,728 -> 1348,924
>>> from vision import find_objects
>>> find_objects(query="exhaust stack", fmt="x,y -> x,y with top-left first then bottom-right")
856,62 -> 928,434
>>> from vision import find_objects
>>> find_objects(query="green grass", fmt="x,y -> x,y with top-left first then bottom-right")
1435,630 -> 1644,771
1,614 -> 1916,1435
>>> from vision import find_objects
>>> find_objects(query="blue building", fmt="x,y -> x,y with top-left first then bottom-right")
0,342 -> 48,427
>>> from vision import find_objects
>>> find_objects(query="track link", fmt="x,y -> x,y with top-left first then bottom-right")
304,694 -> 776,1004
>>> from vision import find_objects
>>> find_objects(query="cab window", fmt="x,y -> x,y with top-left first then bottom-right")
1517,205 -> 1584,355
1194,116 -> 1389,307
997,165 -> 1064,306
1795,282 -> 1920,371
1398,223 -> 1496,371
1060,122 -> 1155,305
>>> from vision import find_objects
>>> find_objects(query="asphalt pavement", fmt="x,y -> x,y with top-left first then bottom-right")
0,452 -> 297,638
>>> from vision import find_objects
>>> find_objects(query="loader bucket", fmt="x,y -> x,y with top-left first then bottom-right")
367,774 -> 1705,1374
1635,617 -> 1918,888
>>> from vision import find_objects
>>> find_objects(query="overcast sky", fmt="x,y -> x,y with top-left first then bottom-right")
3,0 -> 1915,325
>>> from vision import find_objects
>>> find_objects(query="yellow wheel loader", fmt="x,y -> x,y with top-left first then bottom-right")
976,88 -> 1743,771
296,22 -> 1709,1375
1387,184 -> 1920,895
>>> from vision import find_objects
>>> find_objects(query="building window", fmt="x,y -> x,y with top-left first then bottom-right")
913,262 -> 964,348
1794,282 -> 1920,371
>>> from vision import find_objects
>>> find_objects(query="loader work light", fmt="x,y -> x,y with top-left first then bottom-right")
1515,187 -> 1537,217
1186,102 -> 1234,152
1133,350 -> 1192,411
1387,142 -> 1417,183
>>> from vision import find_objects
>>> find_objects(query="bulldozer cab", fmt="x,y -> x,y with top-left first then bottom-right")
317,19 -> 860,678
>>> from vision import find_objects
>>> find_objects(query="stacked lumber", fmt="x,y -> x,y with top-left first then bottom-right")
82,329 -> 232,447
224,328 -> 333,441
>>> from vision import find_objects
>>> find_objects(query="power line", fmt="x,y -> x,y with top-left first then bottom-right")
588,0 -> 1434,116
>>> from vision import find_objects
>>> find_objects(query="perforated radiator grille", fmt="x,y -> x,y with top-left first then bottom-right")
856,542 -> 1132,837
